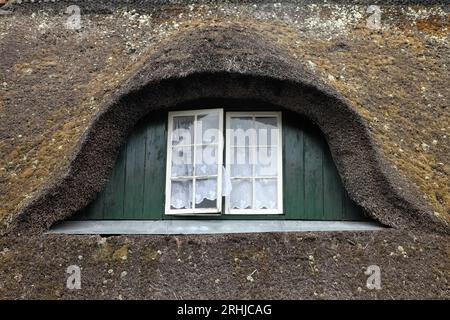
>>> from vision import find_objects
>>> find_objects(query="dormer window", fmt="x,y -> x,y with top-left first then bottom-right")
165,109 -> 283,215
71,106 -> 365,224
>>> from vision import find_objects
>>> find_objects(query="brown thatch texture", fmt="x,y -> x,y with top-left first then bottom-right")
0,3 -> 449,227
0,230 -> 449,299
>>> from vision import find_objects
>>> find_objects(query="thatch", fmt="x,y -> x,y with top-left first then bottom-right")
1,1 -> 449,231
0,0 -> 449,300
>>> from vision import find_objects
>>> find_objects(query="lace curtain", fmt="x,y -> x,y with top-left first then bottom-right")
229,178 -> 277,209
170,177 -> 277,210
228,116 -> 279,210
169,113 -> 279,211
170,112 -> 221,210
170,168 -> 229,209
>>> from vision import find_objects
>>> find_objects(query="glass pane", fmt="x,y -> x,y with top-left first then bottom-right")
197,112 -> 220,144
171,146 -> 193,177
195,178 -> 217,208
230,146 -> 252,177
256,117 -> 278,146
196,198 -> 217,209
195,145 -> 218,176
229,117 -> 253,146
255,178 -> 277,209
255,146 -> 277,176
170,180 -> 193,209
172,116 -> 194,146
230,179 -> 252,209
255,117 -> 277,129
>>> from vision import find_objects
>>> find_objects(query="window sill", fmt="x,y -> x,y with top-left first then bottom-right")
49,220 -> 384,235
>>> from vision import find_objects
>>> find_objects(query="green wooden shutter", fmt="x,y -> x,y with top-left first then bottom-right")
74,110 -> 366,221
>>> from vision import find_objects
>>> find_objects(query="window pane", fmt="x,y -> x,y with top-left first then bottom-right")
195,178 -> 217,208
255,117 -> 277,129
256,117 -> 278,146
255,178 -> 277,209
197,112 -> 220,144
225,113 -> 281,214
171,146 -> 193,177
170,180 -> 193,209
167,109 -> 224,214
195,145 -> 218,176
230,179 -> 252,209
229,117 -> 253,146
172,116 -> 194,146
230,146 -> 252,177
255,146 -> 278,176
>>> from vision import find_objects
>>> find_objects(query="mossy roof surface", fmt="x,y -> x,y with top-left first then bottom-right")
0,1 -> 449,226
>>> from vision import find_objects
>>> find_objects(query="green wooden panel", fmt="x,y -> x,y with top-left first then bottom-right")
343,190 -> 366,221
303,129 -> 324,219
281,113 -> 365,220
85,190 -> 104,219
142,113 -> 167,220
124,123 -> 149,219
103,144 -> 126,219
74,109 -> 366,221
282,115 -> 305,219
323,147 -> 344,220
74,113 -> 167,220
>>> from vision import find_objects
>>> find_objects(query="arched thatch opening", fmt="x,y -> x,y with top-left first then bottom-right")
11,26 -> 441,234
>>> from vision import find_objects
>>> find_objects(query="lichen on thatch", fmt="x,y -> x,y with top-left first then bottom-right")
0,2 -> 449,231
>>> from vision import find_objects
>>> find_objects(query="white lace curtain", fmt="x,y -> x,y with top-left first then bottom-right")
229,179 -> 277,210
170,177 -> 277,210
169,113 -> 279,211
170,178 -> 218,209
170,167 -> 232,209
170,112 -> 221,210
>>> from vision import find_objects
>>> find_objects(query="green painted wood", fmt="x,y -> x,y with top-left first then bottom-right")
303,128 -> 324,219
281,113 -> 365,221
343,190 -> 365,221
142,113 -> 167,220
124,123 -> 148,219
74,109 -> 366,221
76,114 -> 167,220
282,115 -> 305,220
323,147 -> 344,220
103,144 -> 126,219
86,183 -> 105,219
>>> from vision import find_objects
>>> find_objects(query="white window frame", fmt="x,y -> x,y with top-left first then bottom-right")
165,109 -> 224,215
225,112 -> 283,215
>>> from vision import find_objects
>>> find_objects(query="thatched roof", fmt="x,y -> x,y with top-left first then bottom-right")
0,0 -> 449,300
0,1 -> 449,232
